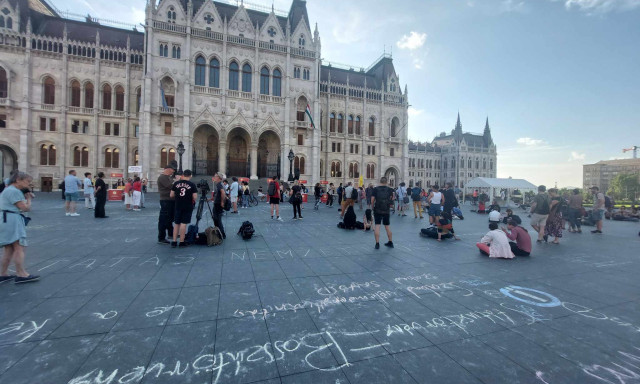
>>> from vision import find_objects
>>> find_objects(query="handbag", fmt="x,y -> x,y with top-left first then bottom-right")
403,196 -> 410,204
2,211 -> 31,226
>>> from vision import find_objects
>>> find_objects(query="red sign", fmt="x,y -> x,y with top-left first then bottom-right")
238,177 -> 250,183
107,189 -> 123,201
320,180 -> 329,185
299,180 -> 307,184
110,173 -> 123,178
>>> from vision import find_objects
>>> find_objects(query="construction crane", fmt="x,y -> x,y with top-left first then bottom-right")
623,146 -> 638,159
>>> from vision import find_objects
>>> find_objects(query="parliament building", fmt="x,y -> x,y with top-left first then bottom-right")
0,0 -> 495,190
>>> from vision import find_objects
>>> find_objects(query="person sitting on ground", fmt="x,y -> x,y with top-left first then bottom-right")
437,214 -> 460,241
489,206 -> 501,224
477,200 -> 486,214
630,207 -> 640,219
337,205 -> 357,230
502,209 -> 514,224
452,206 -> 464,220
362,209 -> 373,231
476,222 -> 515,259
489,200 -> 501,213
257,186 -> 266,201
613,207 -> 640,222
501,215 -> 531,256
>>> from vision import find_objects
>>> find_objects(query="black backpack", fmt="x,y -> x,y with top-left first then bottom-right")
238,221 -> 255,240
351,188 -> 358,200
604,195 -> 613,209
267,182 -> 277,196
374,186 -> 392,215
411,188 -> 421,201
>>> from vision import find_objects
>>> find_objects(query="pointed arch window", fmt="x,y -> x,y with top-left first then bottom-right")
195,56 -> 206,86
366,163 -> 376,179
272,68 -> 281,96
40,144 -> 56,165
104,147 -> 120,168
241,63 -> 252,93
102,84 -> 112,110
329,113 -> 336,133
337,114 -> 343,133
490,159 -> 493,170
70,80 -> 81,107
0,67 -> 7,98
114,85 -> 125,111
260,66 -> 270,95
368,117 -> 375,137
73,146 -> 89,167
167,7 -> 176,23
298,34 -> 305,48
349,162 -> 359,178
294,156 -> 305,174
331,161 -> 342,178
228,61 -> 239,91
355,116 -> 361,135
160,147 -> 176,168
391,117 -> 399,137
348,115 -> 354,135
84,82 -> 94,109
320,159 -> 324,177
209,58 -> 220,88
43,76 -> 55,105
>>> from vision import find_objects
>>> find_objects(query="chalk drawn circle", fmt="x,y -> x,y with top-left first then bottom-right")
499,285 -> 561,307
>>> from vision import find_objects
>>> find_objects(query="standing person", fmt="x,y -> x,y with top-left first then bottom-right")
530,185 -> 551,243
337,183 -> 343,208
341,182 -> 354,218
371,176 -> 394,249
94,172 -> 108,218
140,178 -> 148,208
428,185 -> 444,225
83,173 -> 95,209
544,188 -> 564,244
157,165 -> 175,244
366,184 -> 374,208
64,170 -> 82,217
230,177 -> 239,213
567,188 -> 583,233
590,186 -> 605,234
476,222 -> 514,259
291,180 -> 303,220
442,182 -> 458,218
411,184 -> 424,219
472,189 -> 479,205
123,178 -> 133,210
314,183 -> 322,210
0,172 -> 39,284
242,181 -> 250,208
396,182 -> 407,216
211,172 -> 227,239
326,183 -> 335,207
267,175 -> 283,221
132,177 -> 142,211
501,216 -> 531,256
170,170 -> 197,248
358,187 -> 365,210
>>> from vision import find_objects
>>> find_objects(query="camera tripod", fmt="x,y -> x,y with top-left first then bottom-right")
194,189 -> 214,227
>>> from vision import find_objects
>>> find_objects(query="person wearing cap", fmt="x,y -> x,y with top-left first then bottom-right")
157,165 -> 175,244
501,215 -> 531,256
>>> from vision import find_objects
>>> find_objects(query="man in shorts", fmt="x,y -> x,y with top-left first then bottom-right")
230,176 -> 239,214
268,176 -> 283,221
64,170 -> 82,216
371,177 -> 394,249
530,185 -> 550,242
170,169 -> 197,248
590,186 -> 605,234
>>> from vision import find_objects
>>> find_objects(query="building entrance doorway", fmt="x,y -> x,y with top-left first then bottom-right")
192,125 -> 219,175
227,127 -> 250,177
257,130 -> 280,179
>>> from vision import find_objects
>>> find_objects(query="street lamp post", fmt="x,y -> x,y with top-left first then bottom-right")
177,141 -> 185,173
287,149 -> 295,182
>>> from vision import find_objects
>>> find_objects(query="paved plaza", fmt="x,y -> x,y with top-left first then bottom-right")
1,193 -> 639,384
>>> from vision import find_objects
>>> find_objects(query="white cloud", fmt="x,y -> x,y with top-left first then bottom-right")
408,107 -> 424,117
554,0 -> 640,13
396,32 -> 427,51
500,0 -> 528,13
569,151 -> 586,161
412,57 -> 425,69
516,137 -> 545,146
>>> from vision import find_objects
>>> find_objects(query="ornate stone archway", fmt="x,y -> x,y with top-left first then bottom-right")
226,127 -> 251,177
0,144 -> 17,181
384,166 -> 399,187
192,124 -> 219,176
257,130 -> 281,179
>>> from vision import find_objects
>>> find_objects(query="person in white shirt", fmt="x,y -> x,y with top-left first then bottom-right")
488,208 -> 501,224
83,173 -> 95,209
396,182 -> 408,216
476,222 -> 514,259
428,185 -> 445,225
230,177 -> 239,213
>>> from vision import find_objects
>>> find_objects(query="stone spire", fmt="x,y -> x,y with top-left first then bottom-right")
484,117 -> 493,145
453,112 -> 463,143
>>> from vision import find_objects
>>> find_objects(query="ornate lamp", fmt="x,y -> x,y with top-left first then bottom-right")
287,149 -> 295,182
177,141 -> 185,173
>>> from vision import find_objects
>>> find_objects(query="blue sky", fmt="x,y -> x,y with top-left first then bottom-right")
54,0 -> 640,187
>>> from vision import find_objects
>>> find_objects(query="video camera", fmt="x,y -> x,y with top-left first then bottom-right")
196,179 -> 210,195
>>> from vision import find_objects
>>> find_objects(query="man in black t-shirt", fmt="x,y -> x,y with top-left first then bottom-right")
170,169 -> 197,248
370,177 -> 394,249
210,172 -> 227,239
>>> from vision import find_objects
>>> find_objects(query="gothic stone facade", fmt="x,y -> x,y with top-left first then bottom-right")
0,0 -> 411,190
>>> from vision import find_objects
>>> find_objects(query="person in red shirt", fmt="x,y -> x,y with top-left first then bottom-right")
268,175 -> 282,221
132,177 -> 142,211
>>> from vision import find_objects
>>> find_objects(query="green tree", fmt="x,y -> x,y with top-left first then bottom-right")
608,173 -> 640,201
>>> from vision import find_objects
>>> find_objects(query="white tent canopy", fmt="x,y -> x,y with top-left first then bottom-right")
465,177 -> 538,206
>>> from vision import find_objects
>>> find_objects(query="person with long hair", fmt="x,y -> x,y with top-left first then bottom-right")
94,172 -> 108,218
0,172 -> 39,284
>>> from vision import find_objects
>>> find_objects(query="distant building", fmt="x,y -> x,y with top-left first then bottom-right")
406,113 -> 497,189
583,158 -> 640,193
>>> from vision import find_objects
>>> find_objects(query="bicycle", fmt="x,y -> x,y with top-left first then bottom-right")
248,193 -> 259,207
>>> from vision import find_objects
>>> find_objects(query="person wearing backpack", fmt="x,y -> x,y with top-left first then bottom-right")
411,185 -> 424,219
267,176 -> 283,221
291,180 -> 303,220
371,177 -> 394,249
530,185 -> 551,243
543,188 -> 564,244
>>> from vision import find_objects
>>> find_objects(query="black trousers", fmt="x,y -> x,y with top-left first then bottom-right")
509,242 -> 530,256
326,194 -> 334,206
213,207 -> 226,238
94,195 -> 106,218
293,202 -> 302,218
158,200 -> 175,241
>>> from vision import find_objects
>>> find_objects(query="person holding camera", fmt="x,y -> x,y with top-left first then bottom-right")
0,172 -> 39,284
211,172 -> 227,239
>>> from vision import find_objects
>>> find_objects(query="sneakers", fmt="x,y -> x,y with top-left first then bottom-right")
170,241 -> 177,248
70,213 -> 80,217
293,217 -> 298,220
384,241 -> 394,248
298,216 -> 303,220
65,213 -> 70,216
277,217 -> 283,221
157,239 -> 171,245
178,242 -> 189,248
375,243 -> 380,249
14,275 -> 40,284
591,230 -> 602,234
